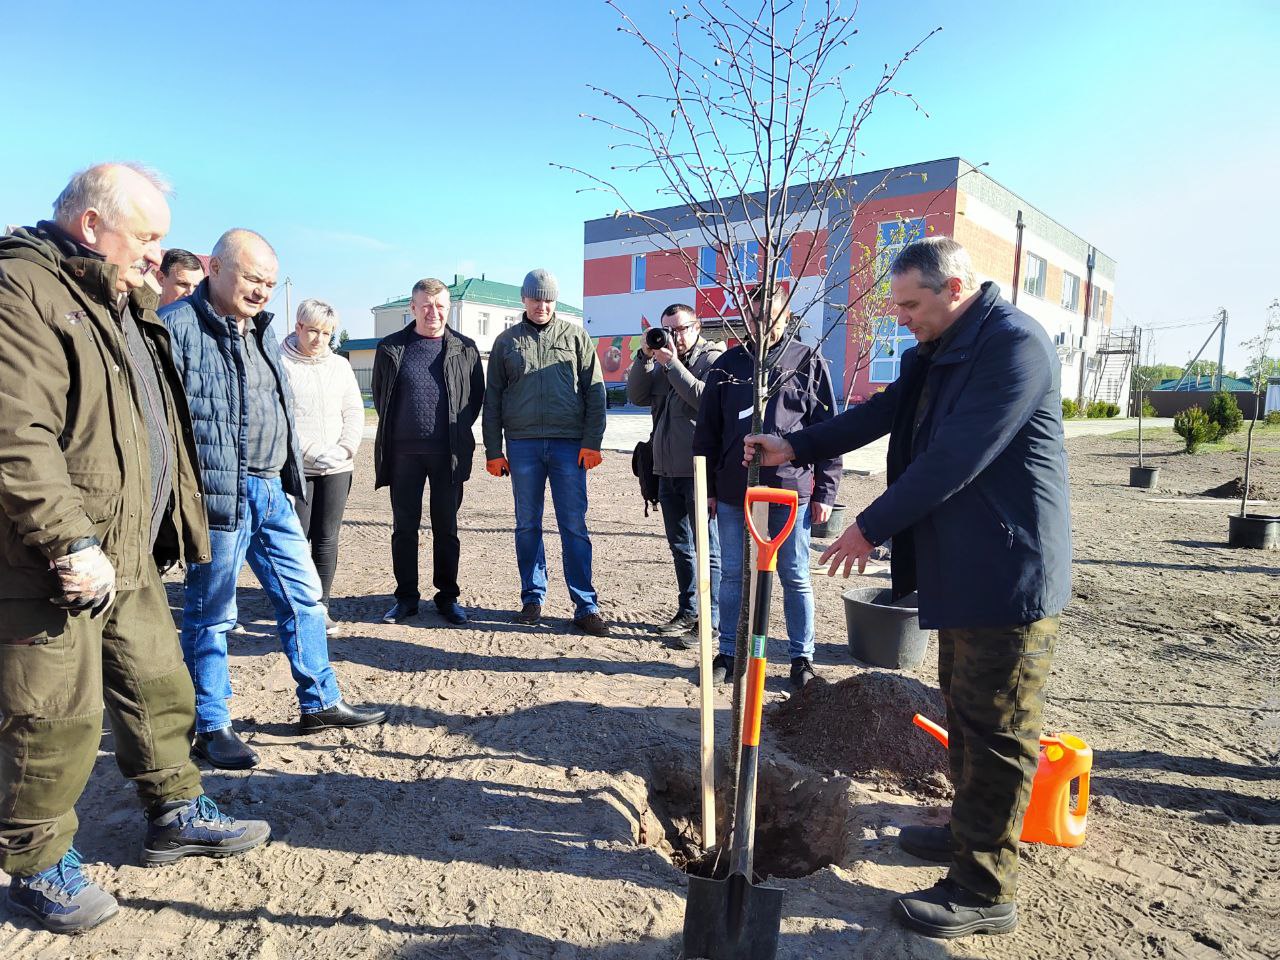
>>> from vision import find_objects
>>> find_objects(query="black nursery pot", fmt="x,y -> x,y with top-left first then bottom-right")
1227,513 -> 1280,550
1129,466 -> 1160,489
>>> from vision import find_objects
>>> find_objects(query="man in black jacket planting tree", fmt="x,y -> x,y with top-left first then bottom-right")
746,236 -> 1072,939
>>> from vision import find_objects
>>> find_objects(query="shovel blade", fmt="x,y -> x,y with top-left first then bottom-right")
682,871 -> 783,960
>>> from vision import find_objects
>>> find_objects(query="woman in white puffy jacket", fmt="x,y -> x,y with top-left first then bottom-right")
281,299 -> 364,633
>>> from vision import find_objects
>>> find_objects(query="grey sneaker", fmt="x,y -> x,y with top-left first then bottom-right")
143,795 -> 271,866
7,847 -> 119,934
655,612 -> 698,635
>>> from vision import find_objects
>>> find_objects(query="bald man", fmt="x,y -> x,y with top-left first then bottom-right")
161,229 -> 384,771
0,164 -> 268,933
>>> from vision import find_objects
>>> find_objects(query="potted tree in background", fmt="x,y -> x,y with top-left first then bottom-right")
1227,300 -> 1279,549
1129,343 -> 1160,488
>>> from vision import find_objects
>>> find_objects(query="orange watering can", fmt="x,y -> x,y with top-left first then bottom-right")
912,713 -> 1091,848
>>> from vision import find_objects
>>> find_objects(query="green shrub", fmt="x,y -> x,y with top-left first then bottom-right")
1061,398 -> 1078,419
1083,400 -> 1118,419
1141,397 -> 1157,418
1173,407 -> 1219,453
1266,410 -> 1280,426
1206,391 -> 1243,436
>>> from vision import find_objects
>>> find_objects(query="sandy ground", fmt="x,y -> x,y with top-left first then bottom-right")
2,430 -> 1275,959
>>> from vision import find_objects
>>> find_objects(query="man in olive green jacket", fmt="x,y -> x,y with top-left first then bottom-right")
481,269 -> 610,636
0,164 -> 268,934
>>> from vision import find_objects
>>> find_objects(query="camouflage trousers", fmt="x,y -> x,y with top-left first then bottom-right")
0,564 -> 203,875
938,616 -> 1059,903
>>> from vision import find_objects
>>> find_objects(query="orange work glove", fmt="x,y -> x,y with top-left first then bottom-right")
578,448 -> 602,470
486,457 -> 510,477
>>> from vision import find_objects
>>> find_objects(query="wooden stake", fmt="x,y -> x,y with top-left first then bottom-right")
693,455 -> 716,851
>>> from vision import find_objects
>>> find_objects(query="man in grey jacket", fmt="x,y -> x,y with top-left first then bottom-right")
482,269 -> 610,636
627,304 -> 723,644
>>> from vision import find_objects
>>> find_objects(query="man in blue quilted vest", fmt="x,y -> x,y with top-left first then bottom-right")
162,229 -> 384,770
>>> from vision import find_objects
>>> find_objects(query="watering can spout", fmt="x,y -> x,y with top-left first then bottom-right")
912,713 -> 949,747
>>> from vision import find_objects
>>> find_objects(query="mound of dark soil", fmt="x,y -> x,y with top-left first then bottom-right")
1200,474 -> 1279,501
768,671 -> 952,798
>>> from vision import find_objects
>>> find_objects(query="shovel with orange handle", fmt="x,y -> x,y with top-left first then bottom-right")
683,486 -> 799,960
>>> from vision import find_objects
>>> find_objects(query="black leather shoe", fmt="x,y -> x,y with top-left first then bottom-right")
894,879 -> 1017,938
436,600 -> 468,625
573,612 -> 612,637
382,601 -> 419,624
898,823 -> 954,863
192,727 -> 259,770
789,656 -> 817,690
710,653 -> 733,686
298,700 -> 386,732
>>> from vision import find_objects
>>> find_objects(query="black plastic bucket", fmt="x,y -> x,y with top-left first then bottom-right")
1129,466 -> 1160,489
842,587 -> 929,670
811,503 -> 847,539
1227,513 -> 1280,550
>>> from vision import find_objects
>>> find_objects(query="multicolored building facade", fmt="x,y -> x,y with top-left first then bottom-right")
582,157 -> 1119,406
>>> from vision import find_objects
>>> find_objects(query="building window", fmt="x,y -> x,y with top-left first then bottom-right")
733,240 -> 760,283
875,218 -> 927,297
504,315 -> 516,329
1023,254 -> 1046,299
632,254 -> 646,291
478,311 -> 490,336
1090,287 -> 1109,321
402,312 -> 411,326
1061,272 -> 1080,312
698,246 -> 717,287
868,319 -> 918,383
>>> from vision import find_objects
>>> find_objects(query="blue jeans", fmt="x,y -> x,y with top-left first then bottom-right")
716,501 -> 814,661
181,474 -> 341,733
507,438 -> 599,618
658,475 -> 720,629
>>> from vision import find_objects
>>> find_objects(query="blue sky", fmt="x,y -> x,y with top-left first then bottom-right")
1,1 -> 1274,369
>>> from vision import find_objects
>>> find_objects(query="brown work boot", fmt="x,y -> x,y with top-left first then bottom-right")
573,612 -> 611,637
515,602 -> 542,625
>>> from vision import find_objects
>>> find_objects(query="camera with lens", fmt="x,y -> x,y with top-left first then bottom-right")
645,327 -> 672,351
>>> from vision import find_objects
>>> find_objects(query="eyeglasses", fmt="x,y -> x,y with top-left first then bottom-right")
663,322 -> 697,335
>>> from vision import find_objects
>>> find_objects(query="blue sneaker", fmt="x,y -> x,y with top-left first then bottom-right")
7,847 -> 119,934
142,795 -> 270,866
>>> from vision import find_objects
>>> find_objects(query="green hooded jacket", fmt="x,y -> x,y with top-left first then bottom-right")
0,224 -> 210,599
482,314 -> 606,457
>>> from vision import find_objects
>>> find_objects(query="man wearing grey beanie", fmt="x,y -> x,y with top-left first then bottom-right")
482,268 -> 611,636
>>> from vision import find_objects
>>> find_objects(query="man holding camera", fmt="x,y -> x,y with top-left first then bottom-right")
627,305 -> 724,643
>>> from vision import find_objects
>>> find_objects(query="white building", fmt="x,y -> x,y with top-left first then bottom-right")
342,274 -> 586,388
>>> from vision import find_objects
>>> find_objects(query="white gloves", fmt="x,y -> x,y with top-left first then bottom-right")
51,540 -> 117,617
312,445 -> 350,471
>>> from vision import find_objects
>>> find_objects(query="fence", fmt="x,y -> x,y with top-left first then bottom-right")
1141,389 -> 1264,419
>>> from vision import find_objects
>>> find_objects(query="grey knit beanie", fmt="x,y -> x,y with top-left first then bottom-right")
521,268 -> 559,301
